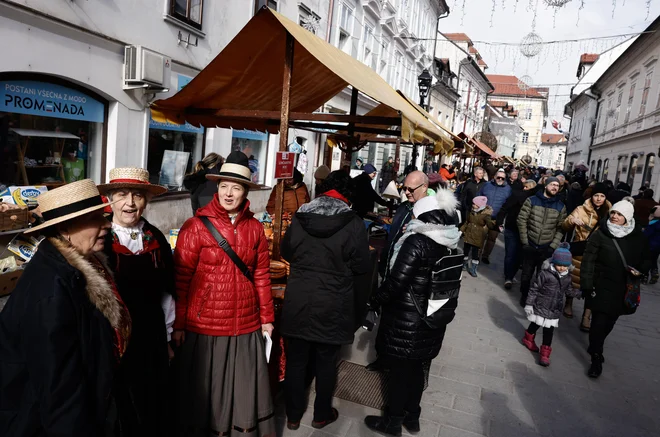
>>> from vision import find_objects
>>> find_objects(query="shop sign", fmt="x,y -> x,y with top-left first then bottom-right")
0,80 -> 104,123
148,74 -> 204,134
274,151 -> 296,179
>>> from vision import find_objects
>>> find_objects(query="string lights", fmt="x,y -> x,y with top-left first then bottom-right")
520,32 -> 544,57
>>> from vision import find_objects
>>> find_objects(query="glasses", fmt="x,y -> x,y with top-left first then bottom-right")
402,183 -> 425,193
495,177 -> 505,181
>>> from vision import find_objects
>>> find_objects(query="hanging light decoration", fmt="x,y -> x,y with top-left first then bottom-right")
544,0 -> 572,6
518,75 -> 534,91
520,32 -> 543,58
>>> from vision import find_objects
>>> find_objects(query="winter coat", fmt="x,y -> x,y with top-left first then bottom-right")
184,166 -> 220,214
266,183 -> 310,215
565,183 -> 585,215
634,198 -> 658,228
496,188 -> 534,232
379,201 -> 414,276
352,172 -> 390,218
440,167 -> 456,180
581,219 -> 651,316
281,196 -> 372,345
459,177 -> 486,218
173,195 -> 274,336
607,189 -> 630,205
0,238 -> 130,437
644,220 -> 660,253
509,179 -> 523,191
460,206 -> 494,247
526,260 -> 581,319
517,190 -> 567,249
372,194 -> 462,361
561,198 -> 611,289
478,180 -> 512,217
380,162 -> 396,190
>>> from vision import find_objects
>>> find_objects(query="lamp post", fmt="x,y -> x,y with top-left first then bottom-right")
411,68 -> 433,173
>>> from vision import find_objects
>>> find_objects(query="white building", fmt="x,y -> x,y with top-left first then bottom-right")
538,134 -> 567,169
486,75 -> 548,163
436,33 -> 493,136
428,57 -> 460,136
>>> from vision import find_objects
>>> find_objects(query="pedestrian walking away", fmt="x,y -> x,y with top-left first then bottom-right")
460,195 -> 494,277
365,189 -> 463,437
521,243 -> 582,367
580,200 -> 651,378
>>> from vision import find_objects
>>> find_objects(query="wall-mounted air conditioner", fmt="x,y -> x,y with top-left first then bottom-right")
123,46 -> 170,92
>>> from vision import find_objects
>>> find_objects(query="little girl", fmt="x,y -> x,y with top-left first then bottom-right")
521,242 -> 581,366
460,196 -> 493,277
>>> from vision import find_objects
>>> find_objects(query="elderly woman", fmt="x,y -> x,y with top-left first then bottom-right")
561,182 -> 611,329
173,151 -> 275,437
0,180 -> 130,436
581,200 -> 650,378
97,167 -> 174,436
365,189 -> 463,436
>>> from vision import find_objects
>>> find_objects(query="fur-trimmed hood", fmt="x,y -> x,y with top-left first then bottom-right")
295,196 -> 356,238
49,237 -> 128,331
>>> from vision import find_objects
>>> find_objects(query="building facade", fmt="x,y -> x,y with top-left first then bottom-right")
538,134 -> 567,169
485,100 -> 523,158
486,75 -> 548,164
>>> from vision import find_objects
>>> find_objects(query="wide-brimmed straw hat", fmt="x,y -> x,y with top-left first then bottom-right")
97,167 -> 167,196
206,151 -> 260,189
25,179 -> 113,233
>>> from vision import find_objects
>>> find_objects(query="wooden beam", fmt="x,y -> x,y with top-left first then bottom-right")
343,87 -> 360,167
290,122 -> 401,136
272,32 -> 294,261
185,108 -> 400,126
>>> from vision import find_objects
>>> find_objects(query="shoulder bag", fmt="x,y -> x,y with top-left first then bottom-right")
199,216 -> 253,283
611,239 -> 641,315
569,224 -> 598,257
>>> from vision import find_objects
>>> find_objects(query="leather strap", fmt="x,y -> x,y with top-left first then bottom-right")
199,216 -> 253,282
611,238 -> 629,270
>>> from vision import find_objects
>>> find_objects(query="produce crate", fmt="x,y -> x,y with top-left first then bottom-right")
0,264 -> 24,296
0,206 -> 30,232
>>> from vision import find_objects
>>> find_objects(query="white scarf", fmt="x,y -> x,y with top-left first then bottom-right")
389,219 -> 462,271
606,218 -> 635,238
112,221 -> 145,254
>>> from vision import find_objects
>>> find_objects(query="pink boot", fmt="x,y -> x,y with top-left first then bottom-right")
521,331 -> 539,353
539,345 -> 552,367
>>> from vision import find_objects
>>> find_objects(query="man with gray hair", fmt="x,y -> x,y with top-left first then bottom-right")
477,168 -> 512,264
459,166 -> 486,224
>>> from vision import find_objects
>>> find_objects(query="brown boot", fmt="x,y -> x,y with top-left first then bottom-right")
563,297 -> 574,318
580,308 -> 591,332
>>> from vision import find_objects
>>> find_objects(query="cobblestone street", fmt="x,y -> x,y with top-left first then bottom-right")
274,238 -> 660,437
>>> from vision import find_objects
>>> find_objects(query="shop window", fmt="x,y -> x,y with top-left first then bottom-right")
170,0 -> 203,29
627,155 -> 638,187
643,154 -> 655,187
147,124 -> 204,190
231,129 -> 269,185
603,158 -> 609,181
0,78 -> 106,188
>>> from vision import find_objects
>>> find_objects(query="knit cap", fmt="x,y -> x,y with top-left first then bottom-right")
472,196 -> 488,209
611,199 -> 635,224
314,165 -> 331,180
591,182 -> 608,197
363,164 -> 377,174
552,242 -> 572,266
545,176 -> 560,186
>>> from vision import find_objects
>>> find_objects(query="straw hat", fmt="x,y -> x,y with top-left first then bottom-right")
206,151 -> 260,189
97,167 -> 167,196
25,179 -> 114,233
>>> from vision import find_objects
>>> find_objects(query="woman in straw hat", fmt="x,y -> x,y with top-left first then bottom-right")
97,167 -> 174,436
0,179 -> 131,436
173,151 -> 275,437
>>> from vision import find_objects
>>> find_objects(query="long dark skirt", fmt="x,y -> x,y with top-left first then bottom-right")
177,331 -> 275,437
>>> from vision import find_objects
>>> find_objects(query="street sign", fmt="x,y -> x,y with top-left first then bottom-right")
274,151 -> 296,179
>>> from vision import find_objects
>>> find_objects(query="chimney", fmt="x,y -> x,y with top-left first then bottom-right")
577,53 -> 599,79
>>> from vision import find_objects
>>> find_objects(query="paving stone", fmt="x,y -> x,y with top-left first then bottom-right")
419,405 -> 488,435
488,420 -> 545,437
438,425 -> 485,437
483,365 -> 505,379
438,366 -> 514,394
432,357 -> 487,375
426,375 -> 482,400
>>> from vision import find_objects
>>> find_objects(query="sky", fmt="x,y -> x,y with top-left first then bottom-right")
440,0 -> 660,134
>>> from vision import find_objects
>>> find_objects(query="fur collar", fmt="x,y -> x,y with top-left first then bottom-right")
49,238 -> 124,330
435,188 -> 460,215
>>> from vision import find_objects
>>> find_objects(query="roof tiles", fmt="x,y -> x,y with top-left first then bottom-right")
486,74 -> 545,98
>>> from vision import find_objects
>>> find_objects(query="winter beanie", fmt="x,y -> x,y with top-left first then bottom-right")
611,200 -> 635,224
591,182 -> 608,197
314,165 -> 331,181
363,164 -> 377,174
552,242 -> 573,266
545,176 -> 560,186
472,196 -> 488,209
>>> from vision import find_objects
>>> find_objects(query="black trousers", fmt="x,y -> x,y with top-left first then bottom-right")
387,358 -> 425,417
284,337 -> 341,422
520,247 -> 547,302
527,322 -> 554,346
588,312 -> 619,355
463,242 -> 480,260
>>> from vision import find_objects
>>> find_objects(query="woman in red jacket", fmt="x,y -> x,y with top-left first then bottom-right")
172,151 -> 275,437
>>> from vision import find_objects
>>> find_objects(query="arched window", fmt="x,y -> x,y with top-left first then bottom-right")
590,160 -> 596,179
627,154 -> 639,187
615,156 -> 624,184
596,159 -> 602,181
603,159 -> 610,182
643,154 -> 655,188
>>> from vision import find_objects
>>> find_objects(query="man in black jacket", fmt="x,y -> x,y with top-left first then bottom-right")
352,164 -> 392,218
496,180 -> 537,289
459,167 -> 486,223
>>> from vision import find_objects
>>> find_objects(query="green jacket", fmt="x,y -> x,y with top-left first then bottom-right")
517,190 -> 566,249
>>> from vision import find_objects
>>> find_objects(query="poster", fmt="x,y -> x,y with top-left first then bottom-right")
159,150 -> 190,189
274,151 -> 295,179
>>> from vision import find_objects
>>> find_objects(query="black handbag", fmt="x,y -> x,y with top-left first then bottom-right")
611,239 -> 642,315
569,224 -> 598,257
199,216 -> 253,282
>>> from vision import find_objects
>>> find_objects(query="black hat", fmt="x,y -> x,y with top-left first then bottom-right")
591,182 -> 608,197
206,151 -> 260,189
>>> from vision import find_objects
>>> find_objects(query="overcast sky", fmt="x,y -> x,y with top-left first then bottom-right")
441,0 -> 660,133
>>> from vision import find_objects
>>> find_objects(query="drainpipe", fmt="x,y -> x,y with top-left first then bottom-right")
325,0 -> 335,43
585,89 -> 601,172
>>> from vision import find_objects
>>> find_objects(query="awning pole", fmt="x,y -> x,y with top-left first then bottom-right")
343,87 -> 359,166
394,138 -> 401,174
272,32 -> 294,261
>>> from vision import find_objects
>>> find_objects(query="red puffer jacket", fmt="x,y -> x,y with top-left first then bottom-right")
173,195 -> 274,336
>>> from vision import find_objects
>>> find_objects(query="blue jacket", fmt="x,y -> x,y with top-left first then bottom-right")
478,181 -> 512,217
644,220 -> 660,253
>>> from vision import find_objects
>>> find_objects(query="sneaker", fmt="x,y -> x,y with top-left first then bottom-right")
504,280 -> 513,290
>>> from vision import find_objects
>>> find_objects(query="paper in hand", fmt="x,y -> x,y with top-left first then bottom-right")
263,332 -> 273,363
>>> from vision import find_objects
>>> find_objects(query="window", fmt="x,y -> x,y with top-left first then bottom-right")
231,130 -> 269,185
380,40 -> 391,81
590,160 -> 595,178
614,91 -> 623,126
605,98 -> 612,131
170,0 -> 203,29
525,108 -> 532,120
337,2 -> 353,54
595,105 -> 604,134
615,156 -> 624,184
522,132 -> 529,143
298,4 -> 320,34
623,82 -> 636,126
596,159 -> 602,181
603,158 -> 609,181
640,70 -> 653,117
254,0 -> 277,15
643,154 -> 655,187
362,23 -> 375,68
627,155 -> 639,187
394,51 -> 403,90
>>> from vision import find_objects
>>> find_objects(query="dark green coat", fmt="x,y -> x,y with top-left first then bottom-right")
460,206 -> 494,247
580,218 -> 651,316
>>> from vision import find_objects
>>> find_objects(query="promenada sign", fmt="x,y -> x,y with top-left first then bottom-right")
1,80 -> 104,123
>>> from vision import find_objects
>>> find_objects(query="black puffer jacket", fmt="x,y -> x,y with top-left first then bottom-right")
526,260 -> 581,319
373,204 -> 462,361
581,218 -> 651,316
281,195 -> 372,345
496,188 -> 534,232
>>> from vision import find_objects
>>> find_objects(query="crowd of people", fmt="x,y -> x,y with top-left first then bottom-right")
0,150 -> 656,437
